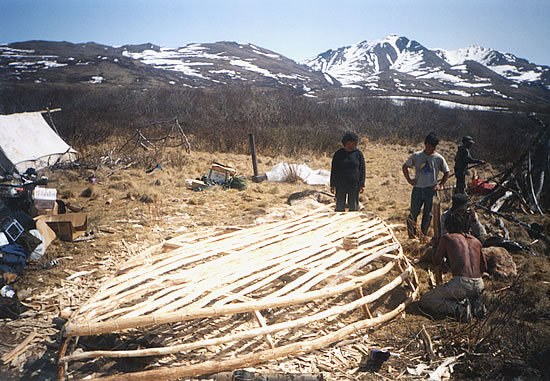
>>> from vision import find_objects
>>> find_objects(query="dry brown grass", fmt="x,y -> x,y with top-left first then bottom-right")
3,139 -> 549,380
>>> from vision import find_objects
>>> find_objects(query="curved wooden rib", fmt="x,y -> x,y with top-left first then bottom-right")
88,286 -> 420,381
60,265 -> 412,363
60,210 -> 418,381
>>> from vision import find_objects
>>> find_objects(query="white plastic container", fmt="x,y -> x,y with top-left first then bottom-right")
33,186 -> 57,209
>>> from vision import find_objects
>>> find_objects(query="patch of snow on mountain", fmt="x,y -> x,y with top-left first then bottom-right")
122,48 -> 217,77
455,81 -> 491,88
432,89 -> 472,97
230,59 -> 276,78
329,68 -> 368,85
492,65 -> 541,81
342,84 -> 364,89
88,76 -> 104,84
210,69 -> 238,75
384,34 -> 401,52
486,89 -> 512,98
8,61 -> 37,67
303,40 -> 389,84
41,60 -> 67,68
343,44 -> 368,64
418,71 -> 461,83
276,73 -> 305,80
380,96 -> 507,111
124,46 -> 226,62
391,50 -> 424,73
490,64 -> 518,76
254,51 -> 280,59
451,64 -> 468,73
438,46 -> 494,66
0,46 -> 37,59
124,44 -> 299,83
247,44 -> 281,59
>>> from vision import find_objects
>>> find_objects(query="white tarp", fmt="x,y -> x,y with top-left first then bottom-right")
265,162 -> 330,185
0,112 -> 77,175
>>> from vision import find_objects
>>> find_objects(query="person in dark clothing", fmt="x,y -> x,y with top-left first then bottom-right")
440,193 -> 485,242
330,132 -> 366,212
454,136 -> 485,194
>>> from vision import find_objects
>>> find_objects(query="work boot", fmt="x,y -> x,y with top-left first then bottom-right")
454,299 -> 472,323
470,295 -> 487,319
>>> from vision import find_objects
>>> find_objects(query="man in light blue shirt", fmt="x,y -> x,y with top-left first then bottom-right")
402,132 -> 450,238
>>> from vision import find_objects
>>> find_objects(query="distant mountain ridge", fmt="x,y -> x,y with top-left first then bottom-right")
301,35 -> 550,102
1,35 -> 549,108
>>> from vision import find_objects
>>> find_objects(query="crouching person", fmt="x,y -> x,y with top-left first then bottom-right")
419,212 -> 487,322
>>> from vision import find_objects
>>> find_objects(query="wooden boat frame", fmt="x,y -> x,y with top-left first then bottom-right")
57,208 -> 418,380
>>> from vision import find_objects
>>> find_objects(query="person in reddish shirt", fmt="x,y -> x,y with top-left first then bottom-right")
419,212 -> 488,322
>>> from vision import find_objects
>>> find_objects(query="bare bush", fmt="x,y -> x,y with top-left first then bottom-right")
443,273 -> 550,379
3,84 -> 549,163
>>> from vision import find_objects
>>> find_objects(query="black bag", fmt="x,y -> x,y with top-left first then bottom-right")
0,295 -> 22,319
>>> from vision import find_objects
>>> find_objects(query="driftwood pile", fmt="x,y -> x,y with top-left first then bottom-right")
57,209 -> 418,380
119,117 -> 191,154
474,117 -> 549,245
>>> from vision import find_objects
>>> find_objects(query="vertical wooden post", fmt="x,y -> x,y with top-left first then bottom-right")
248,133 -> 266,182
249,133 -> 259,177
432,195 -> 441,242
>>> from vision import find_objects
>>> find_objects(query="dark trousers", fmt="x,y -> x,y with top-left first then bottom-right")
407,186 -> 436,237
335,183 -> 360,212
455,167 -> 467,194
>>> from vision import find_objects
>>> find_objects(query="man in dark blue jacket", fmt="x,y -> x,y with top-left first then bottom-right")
454,136 -> 485,194
330,132 -> 366,212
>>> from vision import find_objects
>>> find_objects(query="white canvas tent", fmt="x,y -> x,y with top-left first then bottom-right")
0,112 -> 77,175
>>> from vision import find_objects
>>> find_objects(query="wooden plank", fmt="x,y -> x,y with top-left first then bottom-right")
107,215 -> 358,319
77,213 -> 366,322
2,331 -> 38,364
270,229 -> 394,298
64,211 -> 410,339
61,264 -> 412,363
188,217 -> 373,309
63,257 -> 400,337
78,211 -> 348,316
85,285 -> 420,381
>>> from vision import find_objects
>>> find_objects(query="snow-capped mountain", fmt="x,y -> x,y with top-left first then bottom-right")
435,45 -> 547,83
302,35 -> 449,85
1,36 -> 549,108
301,35 -> 550,104
0,40 -> 335,91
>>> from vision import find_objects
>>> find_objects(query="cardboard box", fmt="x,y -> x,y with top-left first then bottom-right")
34,217 -> 56,249
210,163 -> 237,175
33,187 -> 57,209
30,201 -> 58,217
36,213 -> 88,241
190,179 -> 207,188
207,168 -> 231,184
207,163 -> 236,184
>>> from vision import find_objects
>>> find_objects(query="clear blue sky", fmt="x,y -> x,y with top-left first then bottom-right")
1,0 -> 549,65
